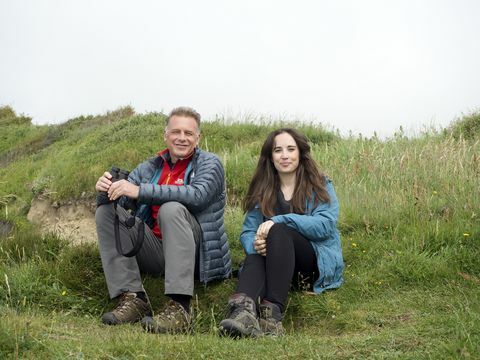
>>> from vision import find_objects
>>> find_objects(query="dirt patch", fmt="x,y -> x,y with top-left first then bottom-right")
27,198 -> 97,245
459,272 -> 480,285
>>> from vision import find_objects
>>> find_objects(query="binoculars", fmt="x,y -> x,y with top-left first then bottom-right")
98,166 -> 143,257
110,166 -> 130,183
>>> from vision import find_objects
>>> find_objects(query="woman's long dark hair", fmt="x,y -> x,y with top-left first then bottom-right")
243,128 -> 330,216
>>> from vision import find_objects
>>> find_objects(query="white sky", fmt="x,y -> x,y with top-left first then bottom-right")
1,0 -> 479,137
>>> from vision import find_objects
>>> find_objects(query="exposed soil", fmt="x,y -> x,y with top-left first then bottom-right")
27,198 -> 97,245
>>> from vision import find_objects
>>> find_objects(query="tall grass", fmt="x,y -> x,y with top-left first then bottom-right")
0,106 -> 479,358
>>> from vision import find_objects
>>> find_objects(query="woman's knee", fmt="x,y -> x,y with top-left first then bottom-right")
268,222 -> 289,234
266,223 -> 290,242
266,223 -> 294,254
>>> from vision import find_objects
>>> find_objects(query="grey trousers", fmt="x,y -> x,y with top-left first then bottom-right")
95,201 -> 202,299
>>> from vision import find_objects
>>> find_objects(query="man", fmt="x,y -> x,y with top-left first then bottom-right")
95,107 -> 231,333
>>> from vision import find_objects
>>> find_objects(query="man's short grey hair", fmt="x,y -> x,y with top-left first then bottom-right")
166,107 -> 201,128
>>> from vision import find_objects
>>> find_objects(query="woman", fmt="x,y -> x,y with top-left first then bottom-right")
219,128 -> 344,337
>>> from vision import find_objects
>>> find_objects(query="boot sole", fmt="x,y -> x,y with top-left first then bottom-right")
219,320 -> 262,338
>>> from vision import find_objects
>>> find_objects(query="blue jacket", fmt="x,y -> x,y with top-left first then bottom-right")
119,148 -> 232,284
240,180 -> 344,293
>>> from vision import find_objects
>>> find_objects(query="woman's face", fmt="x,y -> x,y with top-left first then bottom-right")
272,132 -> 300,175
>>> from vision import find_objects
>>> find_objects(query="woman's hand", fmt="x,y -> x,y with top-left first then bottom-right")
254,220 -> 275,256
256,220 -> 275,240
254,236 -> 267,256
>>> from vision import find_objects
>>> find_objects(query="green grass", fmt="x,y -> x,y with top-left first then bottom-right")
0,106 -> 479,359
1,283 -> 478,359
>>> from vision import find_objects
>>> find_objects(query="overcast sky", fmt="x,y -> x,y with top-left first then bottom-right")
1,0 -> 479,137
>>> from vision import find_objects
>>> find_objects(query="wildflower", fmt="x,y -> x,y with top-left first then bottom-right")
433,191 -> 438,195
362,250 -> 366,253
352,243 -> 358,247
61,290 -> 67,296
463,233 -> 470,237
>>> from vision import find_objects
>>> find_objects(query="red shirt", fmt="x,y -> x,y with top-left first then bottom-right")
151,149 -> 193,238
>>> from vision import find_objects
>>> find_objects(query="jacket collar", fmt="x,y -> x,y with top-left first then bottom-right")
155,147 -> 199,167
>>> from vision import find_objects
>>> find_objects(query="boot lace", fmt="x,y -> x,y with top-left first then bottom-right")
115,293 -> 138,315
156,301 -> 187,321
228,304 -> 244,319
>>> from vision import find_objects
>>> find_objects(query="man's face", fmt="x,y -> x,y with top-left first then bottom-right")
164,115 -> 200,163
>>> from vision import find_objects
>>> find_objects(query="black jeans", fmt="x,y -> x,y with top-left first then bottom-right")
236,223 -> 318,313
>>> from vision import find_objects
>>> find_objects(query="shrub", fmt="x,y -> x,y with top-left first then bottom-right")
0,106 -> 31,126
0,106 -> 16,119
449,111 -> 480,140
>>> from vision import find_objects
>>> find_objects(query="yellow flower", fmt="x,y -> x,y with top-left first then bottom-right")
61,290 -> 67,296
432,191 -> 438,195
463,233 -> 470,237
352,243 -> 357,247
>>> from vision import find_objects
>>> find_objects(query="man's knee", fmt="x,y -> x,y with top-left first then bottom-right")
158,202 -> 189,225
95,203 -> 115,227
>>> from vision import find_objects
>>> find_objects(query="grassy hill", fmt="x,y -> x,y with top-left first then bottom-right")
0,106 -> 479,359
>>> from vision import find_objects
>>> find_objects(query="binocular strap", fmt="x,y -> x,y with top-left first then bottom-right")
114,202 -> 145,257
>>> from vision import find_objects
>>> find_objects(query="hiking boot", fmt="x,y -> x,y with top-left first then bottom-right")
141,300 -> 191,334
259,300 -> 285,336
101,292 -> 151,325
218,293 -> 262,338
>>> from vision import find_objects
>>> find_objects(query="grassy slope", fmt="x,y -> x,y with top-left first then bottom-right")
0,106 -> 479,359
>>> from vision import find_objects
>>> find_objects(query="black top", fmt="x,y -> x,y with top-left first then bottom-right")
275,190 -> 291,215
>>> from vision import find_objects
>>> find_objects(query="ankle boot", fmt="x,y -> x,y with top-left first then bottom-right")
259,299 -> 285,336
218,293 -> 262,337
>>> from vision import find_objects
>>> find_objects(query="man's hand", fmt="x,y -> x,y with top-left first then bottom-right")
107,180 -> 139,201
95,172 -> 113,192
